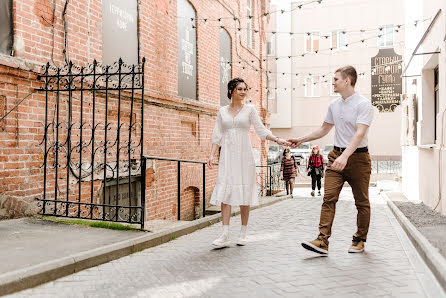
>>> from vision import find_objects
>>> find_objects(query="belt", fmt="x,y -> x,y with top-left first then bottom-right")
334,146 -> 368,153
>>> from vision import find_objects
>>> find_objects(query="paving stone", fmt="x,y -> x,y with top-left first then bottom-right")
6,187 -> 445,297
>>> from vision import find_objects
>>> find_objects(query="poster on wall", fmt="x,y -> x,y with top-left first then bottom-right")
371,48 -> 403,112
102,0 -> 138,66
177,0 -> 197,100
219,28 -> 232,106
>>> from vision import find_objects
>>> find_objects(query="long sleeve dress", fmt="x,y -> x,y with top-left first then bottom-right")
210,104 -> 271,207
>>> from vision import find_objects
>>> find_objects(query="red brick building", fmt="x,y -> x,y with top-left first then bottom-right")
0,0 -> 271,221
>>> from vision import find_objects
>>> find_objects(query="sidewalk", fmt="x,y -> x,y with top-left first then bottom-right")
293,172 -> 399,187
7,186 -> 445,297
0,196 -> 286,296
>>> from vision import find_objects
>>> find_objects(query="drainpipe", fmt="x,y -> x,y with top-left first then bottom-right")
434,107 -> 446,211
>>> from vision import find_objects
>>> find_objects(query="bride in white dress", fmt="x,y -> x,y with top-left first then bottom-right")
207,78 -> 290,248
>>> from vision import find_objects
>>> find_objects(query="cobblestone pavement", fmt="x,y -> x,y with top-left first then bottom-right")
9,187 -> 445,298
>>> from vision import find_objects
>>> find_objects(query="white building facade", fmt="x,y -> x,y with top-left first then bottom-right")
401,0 -> 446,215
268,0 -> 406,159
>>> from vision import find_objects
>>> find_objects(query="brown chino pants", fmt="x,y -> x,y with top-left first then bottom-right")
318,149 -> 371,244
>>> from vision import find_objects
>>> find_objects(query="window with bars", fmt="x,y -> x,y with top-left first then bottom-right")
377,25 -> 394,48
304,32 -> 319,53
330,30 -> 347,50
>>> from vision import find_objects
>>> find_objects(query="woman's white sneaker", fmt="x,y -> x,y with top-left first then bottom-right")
236,237 -> 247,246
212,234 -> 231,248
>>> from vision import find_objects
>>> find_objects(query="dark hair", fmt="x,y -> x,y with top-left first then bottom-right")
227,77 -> 248,99
335,65 -> 357,87
283,148 -> 290,154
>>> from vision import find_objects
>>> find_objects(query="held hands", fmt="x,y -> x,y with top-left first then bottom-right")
275,138 -> 292,147
287,138 -> 303,148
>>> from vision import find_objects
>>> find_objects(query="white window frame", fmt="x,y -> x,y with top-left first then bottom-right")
312,75 -> 320,97
267,79 -> 275,100
267,35 -> 275,56
304,76 -> 310,97
304,32 -> 319,53
377,25 -> 394,48
247,0 -> 252,48
304,75 -> 320,97
330,30 -> 347,51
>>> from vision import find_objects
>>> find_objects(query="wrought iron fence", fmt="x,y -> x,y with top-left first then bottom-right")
36,58 -> 146,228
256,162 -> 283,196
371,160 -> 402,174
144,156 -> 216,220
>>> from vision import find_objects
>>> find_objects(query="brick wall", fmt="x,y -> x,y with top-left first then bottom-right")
0,0 -> 271,220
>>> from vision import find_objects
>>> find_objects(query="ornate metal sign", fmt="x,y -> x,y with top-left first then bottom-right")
219,28 -> 232,106
177,0 -> 197,100
371,48 -> 403,112
102,0 -> 138,66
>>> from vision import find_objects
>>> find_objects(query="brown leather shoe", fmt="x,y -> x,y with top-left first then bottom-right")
301,238 -> 328,255
348,239 -> 365,253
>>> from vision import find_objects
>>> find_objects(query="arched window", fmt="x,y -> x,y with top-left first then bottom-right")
219,28 -> 232,106
177,0 -> 197,100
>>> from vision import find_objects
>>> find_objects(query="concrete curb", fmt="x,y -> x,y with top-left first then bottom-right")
0,196 -> 288,296
382,192 -> 446,292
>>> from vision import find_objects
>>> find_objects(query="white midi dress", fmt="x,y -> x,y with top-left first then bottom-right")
210,104 -> 272,207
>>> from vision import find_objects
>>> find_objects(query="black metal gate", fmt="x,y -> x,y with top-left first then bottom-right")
36,58 -> 146,229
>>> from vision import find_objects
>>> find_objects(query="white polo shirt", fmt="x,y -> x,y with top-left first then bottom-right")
324,93 -> 374,148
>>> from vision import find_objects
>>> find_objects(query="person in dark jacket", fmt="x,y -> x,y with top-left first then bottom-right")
280,148 -> 298,196
307,145 -> 324,196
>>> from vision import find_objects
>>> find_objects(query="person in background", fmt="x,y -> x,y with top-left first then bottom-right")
280,148 -> 298,196
307,145 -> 324,197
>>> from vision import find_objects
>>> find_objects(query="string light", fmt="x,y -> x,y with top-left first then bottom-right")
187,18 -> 429,37
176,0 -> 323,21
